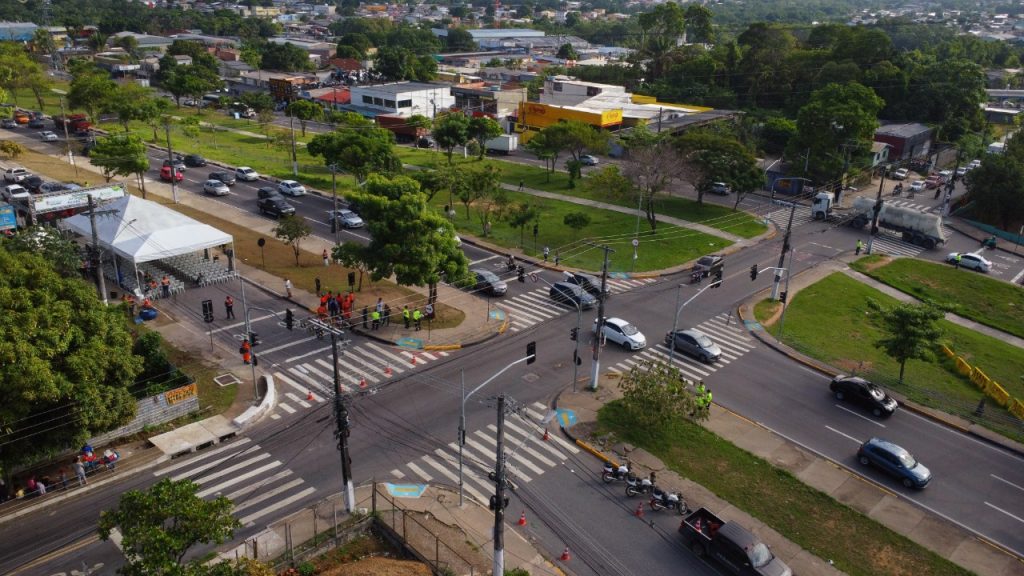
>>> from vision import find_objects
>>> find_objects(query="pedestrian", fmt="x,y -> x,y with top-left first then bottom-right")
361,306 -> 369,329
58,467 -> 68,490
954,253 -> 962,269
371,308 -> 380,330
554,251 -> 560,266
103,450 -> 118,471
315,277 -> 321,295
240,339 -> 252,364
327,294 -> 340,320
425,302 -> 434,320
225,295 -> 235,319
37,479 -> 46,496
383,303 -> 391,326
284,278 -> 293,298
161,275 -> 171,299
73,459 -> 86,486
125,294 -> 136,318
403,305 -> 410,329
518,179 -> 524,191
323,249 -> 329,267
855,239 -> 864,256
375,297 -> 384,315
413,307 -> 422,331
543,246 -> 550,262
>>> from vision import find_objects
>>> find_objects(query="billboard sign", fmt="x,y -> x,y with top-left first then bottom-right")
0,203 -> 15,230
32,184 -> 126,215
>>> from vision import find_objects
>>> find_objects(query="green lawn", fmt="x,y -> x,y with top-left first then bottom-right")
851,256 -> 1024,339
396,146 -> 576,193
759,273 -> 1024,440
598,403 -> 973,576
430,189 -> 731,273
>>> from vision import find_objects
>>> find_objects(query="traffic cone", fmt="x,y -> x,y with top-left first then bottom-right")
635,502 -> 644,518
560,546 -> 571,561
359,377 -> 367,389
410,354 -> 417,365
384,364 -> 392,377
517,511 -> 527,526
542,429 -> 550,441
306,389 -> 314,401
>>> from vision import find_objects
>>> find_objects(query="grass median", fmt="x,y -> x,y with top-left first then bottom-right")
850,255 -> 1024,339
598,403 -> 974,576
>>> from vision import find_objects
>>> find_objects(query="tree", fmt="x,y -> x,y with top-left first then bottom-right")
307,127 -> 401,183
508,202 -> 540,247
963,154 -> 1024,230
338,33 -> 372,59
373,46 -> 437,81
676,130 -> 762,207
468,116 -> 502,160
6,225 -> 80,276
89,133 -> 149,188
286,99 -> 323,137
536,121 -> 611,187
525,130 -> 559,178
619,127 -> 687,231
68,65 -> 117,124
0,140 -> 25,159
557,43 -> 579,61
31,28 -> 56,56
261,42 -> 314,72
238,91 -> 274,113
869,301 -> 943,385
445,28 -> 477,52
274,215 -> 313,266
102,82 -> 163,131
162,65 -> 223,109
617,360 -> 706,434
0,244 -> 142,472
563,211 -> 591,240
433,112 -> 471,165
334,174 -> 469,297
98,478 -> 241,576
86,31 -> 109,52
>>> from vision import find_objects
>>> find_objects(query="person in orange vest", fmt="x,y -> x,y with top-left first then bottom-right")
148,279 -> 158,297
240,339 -> 252,364
160,275 -> 171,299
224,295 -> 235,319
141,296 -> 153,309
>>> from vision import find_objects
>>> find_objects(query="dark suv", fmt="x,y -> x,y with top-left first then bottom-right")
257,195 -> 295,218
184,154 -> 207,167
693,254 -> 724,279
208,171 -> 236,186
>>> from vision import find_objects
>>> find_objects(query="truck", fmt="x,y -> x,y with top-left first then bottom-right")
375,114 -> 428,144
52,113 -> 91,133
811,192 -> 946,249
484,134 -> 518,155
679,507 -> 792,576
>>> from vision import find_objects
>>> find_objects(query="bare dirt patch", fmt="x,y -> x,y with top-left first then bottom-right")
319,556 -> 432,576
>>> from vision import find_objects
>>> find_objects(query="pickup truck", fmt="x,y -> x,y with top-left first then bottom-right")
679,508 -> 791,576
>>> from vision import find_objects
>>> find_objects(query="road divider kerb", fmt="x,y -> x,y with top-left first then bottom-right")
424,344 -> 460,351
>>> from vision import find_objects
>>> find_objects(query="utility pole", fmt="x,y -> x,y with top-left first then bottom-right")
866,167 -> 886,255
87,195 -> 108,305
289,115 -> 299,177
54,93 -> 77,176
330,164 -> 339,244
492,394 -> 507,576
309,317 -> 355,512
590,244 -> 614,390
164,123 -> 178,204
770,201 -> 795,301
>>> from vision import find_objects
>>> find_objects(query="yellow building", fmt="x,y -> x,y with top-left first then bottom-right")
515,102 -> 622,138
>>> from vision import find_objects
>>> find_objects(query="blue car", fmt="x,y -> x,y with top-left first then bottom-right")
857,437 -> 931,489
549,281 -> 597,310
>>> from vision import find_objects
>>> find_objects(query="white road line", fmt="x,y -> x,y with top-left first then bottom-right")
470,255 -> 501,265
423,452 -> 488,503
343,349 -> 391,377
825,425 -> 861,444
364,342 -> 414,368
406,461 -> 433,482
193,454 -> 273,485
226,470 -> 293,502
275,372 -> 324,401
313,359 -> 359,386
287,366 -> 330,394
210,314 -> 276,334
992,474 -> 1024,493
502,421 -> 558,467
284,344 -> 333,363
984,501 -> 1024,525
239,486 -> 317,525
278,403 -> 296,414
327,357 -> 378,384
419,351 -> 439,361
479,427 -> 545,475
522,408 -> 579,454
169,448 -> 264,482
254,335 -> 319,356
472,432 -> 534,481
498,301 -> 553,322
389,469 -> 405,479
463,435 -> 496,464
153,438 -> 254,476
284,392 -> 311,409
197,461 -> 282,497
835,404 -> 886,427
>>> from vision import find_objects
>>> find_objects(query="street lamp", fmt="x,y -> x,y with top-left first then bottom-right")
50,88 -> 77,176
667,280 -> 721,365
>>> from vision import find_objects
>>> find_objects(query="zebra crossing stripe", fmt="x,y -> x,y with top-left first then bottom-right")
523,407 -> 580,454
232,478 -> 304,514
278,403 -> 296,414
641,348 -> 713,377
196,460 -> 282,498
284,392 -> 312,409
155,439 -> 254,476
406,461 -> 433,482
418,351 -> 439,361
363,342 -> 410,370
482,425 -> 546,475
275,372 -> 324,401
389,469 -> 405,479
169,445 -> 262,482
238,486 -> 316,526
287,365 -> 333,394
460,436 -> 495,466
314,359 -> 361,386
193,454 -> 272,485
342,349 -> 388,378
502,421 -> 558,467
422,452 -> 488,504
498,299 -> 556,322
226,469 -> 293,502
328,356 -> 380,384
516,292 -> 565,312
473,430 -> 534,481
507,414 -> 569,461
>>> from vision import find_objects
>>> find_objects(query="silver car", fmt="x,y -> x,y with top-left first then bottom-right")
329,208 -> 363,228
595,317 -> 646,351
664,329 -> 721,363
278,180 -> 306,196
203,179 -> 230,196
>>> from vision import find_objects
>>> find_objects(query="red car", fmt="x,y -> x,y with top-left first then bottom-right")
160,165 -> 183,182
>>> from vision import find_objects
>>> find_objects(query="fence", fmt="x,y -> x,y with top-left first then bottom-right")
941,344 -> 1024,420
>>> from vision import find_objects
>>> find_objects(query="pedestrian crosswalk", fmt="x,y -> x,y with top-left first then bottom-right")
499,277 -> 658,333
270,343 -> 452,417
606,313 -> 755,382
152,437 -> 315,526
386,402 -> 579,505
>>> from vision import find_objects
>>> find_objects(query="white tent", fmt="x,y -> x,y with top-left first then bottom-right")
63,195 -> 233,264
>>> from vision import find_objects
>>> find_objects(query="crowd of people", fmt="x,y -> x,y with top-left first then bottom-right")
0,445 -> 118,503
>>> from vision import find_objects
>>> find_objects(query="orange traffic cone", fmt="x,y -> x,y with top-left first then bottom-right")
542,429 -> 550,441
517,511 -> 527,526
635,502 -> 644,518
359,377 -> 367,389
307,389 -> 314,401
384,365 -> 393,377
560,546 -> 571,561
410,354 -> 417,365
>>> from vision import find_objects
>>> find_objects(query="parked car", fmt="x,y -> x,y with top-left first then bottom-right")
665,329 -> 722,363
39,181 -> 80,194
22,175 -> 43,193
709,182 -> 731,195
235,166 -> 259,181
1,118 -> 17,129
208,171 -> 236,186
946,251 -> 991,272
924,174 -> 941,189
278,180 -> 306,196
38,131 -> 59,142
203,179 -> 230,196
594,317 -> 646,351
183,154 -> 207,167
467,268 -> 507,296
967,159 -> 981,170
579,154 -> 599,166
27,118 -> 45,128
549,281 -> 597,309
955,167 -> 967,178
416,137 -> 435,148
909,180 -> 925,192
829,375 -> 898,417
2,183 -> 29,202
938,170 -> 952,183
327,208 -> 363,229
891,168 -> 909,180
257,195 -> 296,218
256,186 -> 279,200
857,437 -> 931,489
162,158 -> 187,172
4,167 -> 30,183
565,271 -> 602,297
160,165 -> 184,182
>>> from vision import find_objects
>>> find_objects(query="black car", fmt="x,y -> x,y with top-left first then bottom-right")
257,186 -> 278,200
208,171 -> 236,186
417,137 -> 435,148
830,375 -> 898,417
693,254 -> 724,279
22,175 -> 43,193
183,154 -> 207,167
549,281 -> 597,309
565,271 -> 602,296
467,268 -> 507,296
257,195 -> 295,218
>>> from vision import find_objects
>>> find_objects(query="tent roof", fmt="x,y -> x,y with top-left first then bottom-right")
62,195 -> 232,264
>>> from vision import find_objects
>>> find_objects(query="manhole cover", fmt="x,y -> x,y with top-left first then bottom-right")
214,373 -> 242,388
522,372 -> 539,383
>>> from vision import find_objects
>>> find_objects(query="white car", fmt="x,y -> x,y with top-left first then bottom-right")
3,167 -> 30,183
38,131 -> 58,142
594,317 -> 646,351
967,159 -> 981,170
892,168 -> 909,180
202,179 -> 230,196
2,183 -> 29,202
955,167 -> 967,178
909,180 -> 925,192
235,166 -> 259,181
278,180 -> 306,196
946,252 -> 992,273
579,154 -> 599,166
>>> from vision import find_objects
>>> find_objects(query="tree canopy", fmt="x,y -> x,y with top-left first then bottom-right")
307,126 -> 401,183
432,112 -> 471,165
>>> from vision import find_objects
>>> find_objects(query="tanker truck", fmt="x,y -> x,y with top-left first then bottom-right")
811,192 -> 946,249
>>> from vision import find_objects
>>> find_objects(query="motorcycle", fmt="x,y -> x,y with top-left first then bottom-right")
982,236 -> 997,250
601,461 -> 630,483
649,487 -> 687,515
625,475 -> 655,497
892,184 -> 903,197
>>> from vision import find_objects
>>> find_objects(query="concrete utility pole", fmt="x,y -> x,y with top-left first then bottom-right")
330,163 -> 339,244
866,167 -> 886,255
492,394 -> 507,576
164,123 -> 178,204
590,244 -> 614,390
770,201 -> 796,301
54,92 -> 77,176
309,317 -> 355,512
289,115 -> 299,176
87,195 -> 107,305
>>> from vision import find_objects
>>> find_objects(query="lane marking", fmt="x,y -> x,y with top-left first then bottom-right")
984,501 -> 1024,525
239,486 -> 316,525
835,404 -> 887,427
825,425 -> 861,444
992,474 -> 1024,493
153,438 -> 253,476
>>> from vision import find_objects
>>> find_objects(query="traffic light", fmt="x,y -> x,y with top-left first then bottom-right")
526,341 -> 536,364
570,327 -> 578,341
201,299 -> 214,323
779,291 -> 788,303
347,271 -> 356,287
285,309 -> 294,331
249,331 -> 260,346
517,265 -> 525,282
750,264 -> 758,281
712,270 -> 723,287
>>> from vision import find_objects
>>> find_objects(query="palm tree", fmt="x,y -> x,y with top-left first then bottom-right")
87,31 -> 109,53
31,29 -> 56,56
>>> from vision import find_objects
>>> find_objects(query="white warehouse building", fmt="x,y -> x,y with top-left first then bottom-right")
348,82 -> 456,118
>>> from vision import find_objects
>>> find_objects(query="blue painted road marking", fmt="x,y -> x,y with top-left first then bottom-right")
555,409 -> 577,428
396,337 -> 424,349
489,309 -> 506,321
385,483 -> 428,498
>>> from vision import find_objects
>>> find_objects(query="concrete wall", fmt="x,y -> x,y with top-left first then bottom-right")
88,382 -> 199,446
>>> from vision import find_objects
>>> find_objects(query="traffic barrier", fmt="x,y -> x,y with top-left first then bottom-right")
947,347 -> 1021,412
517,511 -> 527,526
560,547 -> 571,561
